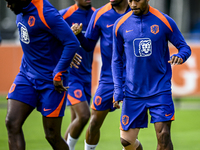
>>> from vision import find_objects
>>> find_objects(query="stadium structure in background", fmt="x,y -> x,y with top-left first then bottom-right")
0,0 -> 200,97
0,44 -> 200,97
0,0 -> 200,41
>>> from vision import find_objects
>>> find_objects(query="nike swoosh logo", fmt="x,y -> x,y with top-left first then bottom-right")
126,29 -> 133,33
165,113 -> 172,117
106,24 -> 114,28
43,108 -> 52,111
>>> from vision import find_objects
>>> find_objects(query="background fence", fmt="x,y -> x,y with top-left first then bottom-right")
0,44 -> 199,98
0,0 -> 200,97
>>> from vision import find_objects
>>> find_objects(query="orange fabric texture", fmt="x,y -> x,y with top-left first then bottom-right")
115,11 -> 132,36
149,6 -> 173,32
91,7 -> 96,12
53,71 -> 65,81
93,3 -> 112,28
90,100 -> 96,110
32,0 -> 51,29
170,114 -> 175,121
47,91 -> 66,117
67,94 -> 81,105
62,4 -> 79,20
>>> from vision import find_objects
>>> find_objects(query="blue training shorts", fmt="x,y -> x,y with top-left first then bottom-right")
120,94 -> 175,131
67,78 -> 91,106
7,72 -> 67,117
91,83 -> 115,112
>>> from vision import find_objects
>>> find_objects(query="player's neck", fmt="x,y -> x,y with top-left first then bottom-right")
77,3 -> 91,11
112,1 -> 129,14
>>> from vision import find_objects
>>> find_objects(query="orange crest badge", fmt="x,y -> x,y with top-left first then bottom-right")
28,16 -> 35,27
151,25 -> 159,34
74,89 -> 82,98
95,96 -> 102,106
122,115 -> 129,125
9,83 -> 16,93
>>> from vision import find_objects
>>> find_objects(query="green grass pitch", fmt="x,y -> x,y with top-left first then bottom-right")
0,95 -> 200,150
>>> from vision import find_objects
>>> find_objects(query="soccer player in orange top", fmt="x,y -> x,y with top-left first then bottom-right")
112,0 -> 191,149
59,0 -> 95,149
5,0 -> 80,149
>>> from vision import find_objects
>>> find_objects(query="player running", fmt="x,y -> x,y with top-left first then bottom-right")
112,0 -> 191,149
70,0 -> 142,149
5,0 -> 80,149
59,0 -> 95,149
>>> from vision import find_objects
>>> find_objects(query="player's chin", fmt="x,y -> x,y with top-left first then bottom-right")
133,10 -> 142,15
110,0 -> 118,5
111,2 -> 118,6
83,4 -> 91,9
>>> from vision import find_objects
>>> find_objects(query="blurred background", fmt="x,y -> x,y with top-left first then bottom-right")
1,0 -> 200,98
0,0 -> 200,41
0,0 -> 200,150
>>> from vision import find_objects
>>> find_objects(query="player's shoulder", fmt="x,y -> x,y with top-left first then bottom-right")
59,4 -> 79,18
91,7 -> 96,12
149,6 -> 175,23
32,0 -> 64,29
31,0 -> 59,18
114,11 -> 133,35
31,0 -> 55,11
59,7 -> 70,16
149,6 -> 175,31
115,10 -> 132,25
93,2 -> 112,17
90,2 -> 113,27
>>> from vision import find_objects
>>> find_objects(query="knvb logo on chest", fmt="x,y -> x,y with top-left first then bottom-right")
28,16 -> 35,27
17,23 -> 30,44
133,38 -> 152,57
151,24 -> 159,34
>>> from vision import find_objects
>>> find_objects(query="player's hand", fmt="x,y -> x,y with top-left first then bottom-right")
70,53 -> 82,69
168,56 -> 183,65
71,23 -> 83,35
53,80 -> 69,93
113,101 -> 122,109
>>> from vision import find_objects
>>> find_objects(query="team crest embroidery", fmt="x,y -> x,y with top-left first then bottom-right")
95,96 -> 102,106
151,25 -> 159,34
122,115 -> 129,125
74,89 -> 82,98
17,22 -> 30,44
28,16 -> 35,27
133,38 -> 152,57
9,83 -> 16,93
